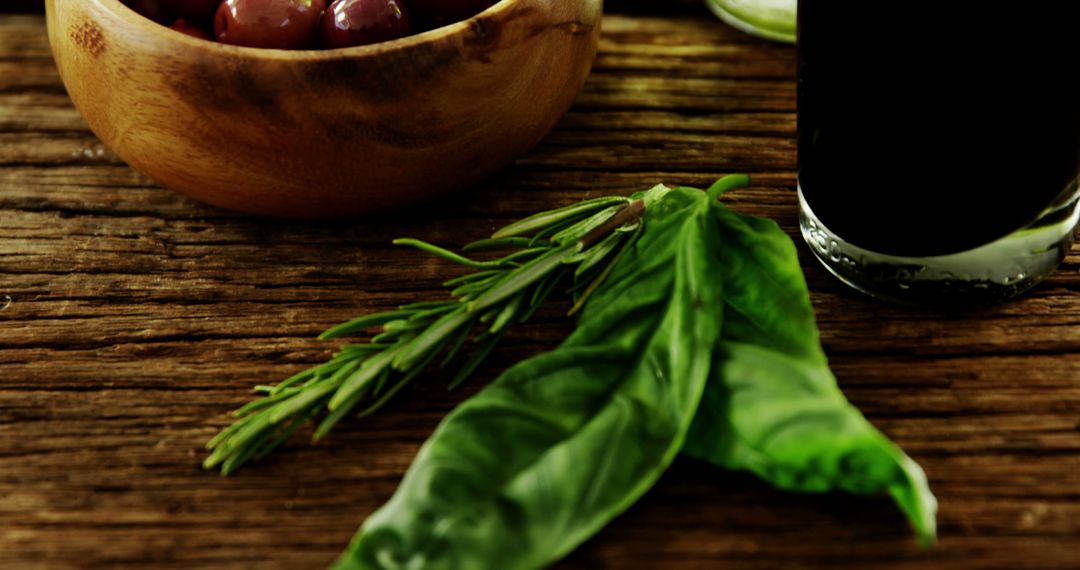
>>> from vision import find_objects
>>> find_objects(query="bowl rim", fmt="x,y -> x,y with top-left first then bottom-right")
75,0 -> 517,61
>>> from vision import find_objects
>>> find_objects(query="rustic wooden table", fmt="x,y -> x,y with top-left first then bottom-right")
3,3 -> 1079,569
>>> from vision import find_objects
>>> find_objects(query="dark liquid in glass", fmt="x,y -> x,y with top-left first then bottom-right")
798,3 -> 1080,257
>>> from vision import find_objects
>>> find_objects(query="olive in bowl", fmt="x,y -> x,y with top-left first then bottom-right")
214,0 -> 328,49
45,0 -> 603,217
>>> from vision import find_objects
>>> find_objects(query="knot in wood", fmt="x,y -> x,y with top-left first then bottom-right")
71,19 -> 106,57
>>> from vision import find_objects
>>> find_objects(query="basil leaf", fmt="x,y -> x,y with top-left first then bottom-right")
683,205 -> 938,545
712,207 -> 827,365
334,188 -> 725,569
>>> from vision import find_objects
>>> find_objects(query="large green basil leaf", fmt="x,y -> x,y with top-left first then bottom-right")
683,205 -> 938,545
334,188 -> 726,569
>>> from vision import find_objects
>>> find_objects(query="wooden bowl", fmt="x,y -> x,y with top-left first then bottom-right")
45,0 -> 602,218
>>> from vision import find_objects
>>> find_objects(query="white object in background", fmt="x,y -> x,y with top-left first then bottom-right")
705,0 -> 796,44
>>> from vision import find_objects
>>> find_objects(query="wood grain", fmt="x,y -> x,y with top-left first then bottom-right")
2,5 -> 1080,569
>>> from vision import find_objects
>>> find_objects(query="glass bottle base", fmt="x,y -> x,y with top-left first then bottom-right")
798,182 -> 1080,305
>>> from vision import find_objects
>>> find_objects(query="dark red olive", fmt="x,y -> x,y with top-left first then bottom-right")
319,0 -> 412,49
122,0 -> 172,23
215,0 -> 327,49
407,0 -> 495,30
170,18 -> 212,40
164,0 -> 222,21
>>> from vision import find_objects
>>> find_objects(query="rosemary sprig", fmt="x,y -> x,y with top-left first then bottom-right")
204,192 -> 657,474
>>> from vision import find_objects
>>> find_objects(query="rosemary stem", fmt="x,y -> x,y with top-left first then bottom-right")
578,199 -> 647,249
